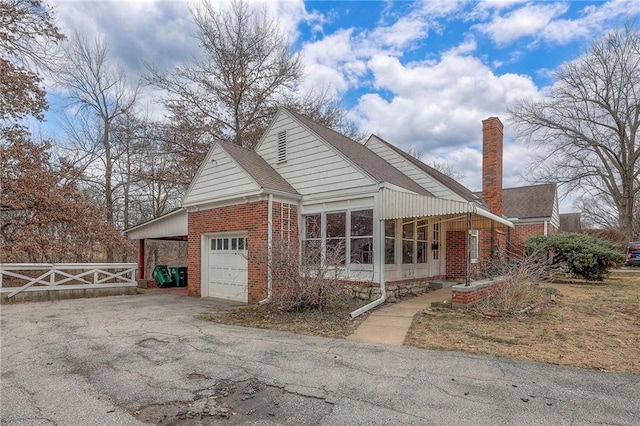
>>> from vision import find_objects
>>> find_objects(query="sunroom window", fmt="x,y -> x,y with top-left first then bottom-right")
402,219 -> 414,264
301,209 -> 373,267
303,214 -> 321,265
326,212 -> 346,265
385,219 -> 396,264
350,210 -> 373,264
417,219 -> 428,264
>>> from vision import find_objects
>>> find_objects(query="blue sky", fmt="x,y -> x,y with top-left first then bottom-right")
42,0 -> 640,211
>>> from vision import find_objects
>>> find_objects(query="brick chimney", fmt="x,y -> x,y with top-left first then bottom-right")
482,117 -> 503,216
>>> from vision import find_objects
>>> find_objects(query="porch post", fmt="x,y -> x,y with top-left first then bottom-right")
138,239 -> 145,279
466,213 -> 471,286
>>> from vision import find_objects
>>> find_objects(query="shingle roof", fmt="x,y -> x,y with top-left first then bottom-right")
560,213 -> 582,232
286,109 -> 432,197
502,183 -> 557,219
220,141 -> 299,195
369,135 -> 481,203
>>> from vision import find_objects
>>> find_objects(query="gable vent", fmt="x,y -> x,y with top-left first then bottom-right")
277,130 -> 287,163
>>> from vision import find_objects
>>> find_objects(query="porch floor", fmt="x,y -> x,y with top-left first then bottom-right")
347,288 -> 451,345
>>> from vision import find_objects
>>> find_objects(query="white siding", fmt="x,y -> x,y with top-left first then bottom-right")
183,144 -> 259,207
551,194 -> 561,229
365,136 -> 466,202
256,111 -> 374,195
125,209 -> 187,239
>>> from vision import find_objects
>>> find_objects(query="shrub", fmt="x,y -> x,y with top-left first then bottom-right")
525,233 -> 625,281
475,247 -> 553,314
249,239 -> 345,312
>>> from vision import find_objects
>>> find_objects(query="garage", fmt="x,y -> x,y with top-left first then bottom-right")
206,234 -> 248,302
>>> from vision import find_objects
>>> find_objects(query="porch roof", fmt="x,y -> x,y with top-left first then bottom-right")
381,188 -> 513,229
123,208 -> 188,240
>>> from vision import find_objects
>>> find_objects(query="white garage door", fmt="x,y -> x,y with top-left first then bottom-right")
207,235 -> 248,302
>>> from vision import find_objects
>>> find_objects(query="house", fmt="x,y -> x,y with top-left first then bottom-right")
503,183 -> 560,254
125,109 -> 514,311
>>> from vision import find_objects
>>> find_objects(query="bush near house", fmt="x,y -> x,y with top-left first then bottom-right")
525,233 -> 625,281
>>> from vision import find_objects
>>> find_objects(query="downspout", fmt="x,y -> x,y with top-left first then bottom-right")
350,188 -> 387,318
259,193 -> 274,305
544,220 -> 548,236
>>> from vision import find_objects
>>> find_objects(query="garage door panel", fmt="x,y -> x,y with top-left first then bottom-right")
207,235 -> 248,303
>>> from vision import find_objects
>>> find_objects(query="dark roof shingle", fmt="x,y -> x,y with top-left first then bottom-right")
287,109 -> 432,197
220,142 -> 299,195
502,183 -> 557,219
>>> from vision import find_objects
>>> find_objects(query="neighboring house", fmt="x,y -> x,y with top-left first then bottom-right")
474,183 -> 561,255
503,183 -> 561,253
125,109 -> 512,305
559,213 -> 582,232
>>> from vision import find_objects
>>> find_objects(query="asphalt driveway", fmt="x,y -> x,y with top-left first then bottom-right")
1,293 -> 639,425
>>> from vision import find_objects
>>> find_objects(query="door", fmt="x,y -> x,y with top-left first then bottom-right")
207,235 -> 248,302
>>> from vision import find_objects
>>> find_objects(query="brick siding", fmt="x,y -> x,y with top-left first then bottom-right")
187,200 -> 298,304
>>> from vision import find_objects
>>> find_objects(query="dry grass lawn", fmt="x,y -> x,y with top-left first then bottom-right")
405,272 -> 640,374
203,272 -> 640,374
202,297 -> 369,339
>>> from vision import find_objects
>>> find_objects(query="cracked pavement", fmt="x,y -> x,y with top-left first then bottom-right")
1,293 -> 639,425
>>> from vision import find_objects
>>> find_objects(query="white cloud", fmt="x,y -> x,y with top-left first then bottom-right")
354,48 -> 540,153
474,2 -> 569,45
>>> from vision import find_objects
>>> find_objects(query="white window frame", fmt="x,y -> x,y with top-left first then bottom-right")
301,209 -> 374,269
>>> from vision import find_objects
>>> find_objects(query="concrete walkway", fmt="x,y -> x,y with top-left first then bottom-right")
347,288 -> 451,345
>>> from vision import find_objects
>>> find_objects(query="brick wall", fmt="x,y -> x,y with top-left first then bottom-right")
509,222 -> 559,257
451,278 -> 507,308
445,230 -> 482,281
187,200 -> 298,304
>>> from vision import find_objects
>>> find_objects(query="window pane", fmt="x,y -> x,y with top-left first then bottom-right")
303,240 -> 322,266
403,240 -> 413,264
326,238 -> 346,265
231,238 -> 237,250
238,238 -> 245,250
217,239 -> 223,250
403,222 -> 414,239
385,220 -> 395,238
417,241 -> 428,263
417,220 -> 427,240
305,214 -> 321,239
351,210 -> 373,237
351,237 -> 373,264
211,239 -> 216,250
327,213 -> 346,238
223,239 -> 229,250
385,238 -> 395,264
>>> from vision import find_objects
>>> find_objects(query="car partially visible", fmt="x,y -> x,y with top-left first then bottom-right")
625,242 -> 640,266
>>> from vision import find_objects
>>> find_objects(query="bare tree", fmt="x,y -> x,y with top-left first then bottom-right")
430,159 -> 466,182
55,35 -> 140,261
148,0 -> 302,148
404,147 -> 466,182
510,25 -> 640,240
0,131 -> 123,262
147,0 -> 361,159
0,0 -> 64,121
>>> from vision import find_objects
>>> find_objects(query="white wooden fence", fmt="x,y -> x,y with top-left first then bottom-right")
0,263 -> 138,299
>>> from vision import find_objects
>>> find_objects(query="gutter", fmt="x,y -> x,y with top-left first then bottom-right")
350,187 -> 387,318
258,193 -> 274,305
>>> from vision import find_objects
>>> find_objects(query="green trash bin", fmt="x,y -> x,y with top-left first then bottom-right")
170,266 -> 187,287
153,265 -> 174,288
